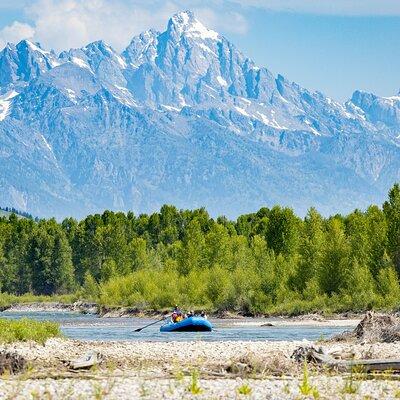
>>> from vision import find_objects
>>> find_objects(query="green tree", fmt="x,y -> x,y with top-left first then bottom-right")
5,217 -> 34,294
345,210 -> 369,263
344,259 -> 376,310
29,220 -> 74,295
128,237 -> 149,270
376,266 -> 400,308
365,206 -> 387,277
265,206 -> 300,256
319,218 -> 350,295
51,232 -> 74,293
205,223 -> 232,268
82,271 -> 99,299
295,208 -> 325,291
178,219 -> 205,275
383,183 -> 400,275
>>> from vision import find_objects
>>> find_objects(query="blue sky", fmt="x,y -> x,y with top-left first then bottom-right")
0,0 -> 399,101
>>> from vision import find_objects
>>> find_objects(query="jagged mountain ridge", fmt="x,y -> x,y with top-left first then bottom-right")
0,10 -> 399,219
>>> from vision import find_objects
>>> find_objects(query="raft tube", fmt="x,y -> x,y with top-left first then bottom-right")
160,316 -> 213,332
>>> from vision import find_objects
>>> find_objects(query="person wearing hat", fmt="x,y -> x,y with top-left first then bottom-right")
171,305 -> 183,323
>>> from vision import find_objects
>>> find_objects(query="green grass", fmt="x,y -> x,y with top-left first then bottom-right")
341,367 -> 360,395
237,383 -> 252,395
186,369 -> 202,395
298,361 -> 320,399
0,318 -> 62,344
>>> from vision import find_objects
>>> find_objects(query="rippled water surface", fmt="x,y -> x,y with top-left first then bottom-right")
1,311 -> 353,342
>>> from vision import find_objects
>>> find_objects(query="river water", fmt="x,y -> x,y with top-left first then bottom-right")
0,311 -> 355,342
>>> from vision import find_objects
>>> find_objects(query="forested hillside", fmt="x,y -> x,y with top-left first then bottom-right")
1,185 -> 400,315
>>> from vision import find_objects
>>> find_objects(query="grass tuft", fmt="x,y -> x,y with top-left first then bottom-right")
0,318 -> 61,344
237,383 -> 252,395
187,369 -> 203,395
298,361 -> 320,399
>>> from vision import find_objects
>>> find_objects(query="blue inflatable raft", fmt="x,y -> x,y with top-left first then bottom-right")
160,316 -> 213,332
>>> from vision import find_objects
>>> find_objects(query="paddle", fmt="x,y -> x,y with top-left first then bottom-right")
134,315 -> 170,332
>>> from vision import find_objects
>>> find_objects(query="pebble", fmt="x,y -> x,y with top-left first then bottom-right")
1,339 -> 400,399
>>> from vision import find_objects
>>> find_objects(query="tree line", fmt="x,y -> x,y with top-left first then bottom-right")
1,184 -> 400,314
0,206 -> 36,221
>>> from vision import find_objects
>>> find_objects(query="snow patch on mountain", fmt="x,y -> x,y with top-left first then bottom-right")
0,90 -> 18,121
216,76 -> 228,87
234,106 -> 250,117
40,134 -> 52,151
70,56 -> 91,70
170,11 -> 219,40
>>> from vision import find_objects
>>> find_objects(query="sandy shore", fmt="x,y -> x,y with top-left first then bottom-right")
1,338 -> 400,399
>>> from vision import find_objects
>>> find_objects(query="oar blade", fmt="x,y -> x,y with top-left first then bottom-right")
134,315 -> 169,333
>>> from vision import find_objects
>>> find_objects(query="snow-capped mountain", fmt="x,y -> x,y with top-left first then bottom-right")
0,10 -> 399,219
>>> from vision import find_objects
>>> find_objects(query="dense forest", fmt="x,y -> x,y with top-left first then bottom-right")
1,184 -> 400,315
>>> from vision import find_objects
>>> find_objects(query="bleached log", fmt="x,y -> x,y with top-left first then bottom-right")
297,347 -> 400,372
68,351 -> 103,370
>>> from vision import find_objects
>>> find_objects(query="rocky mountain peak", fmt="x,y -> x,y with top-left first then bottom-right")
17,39 -> 44,52
123,29 -> 159,67
0,39 -> 59,86
0,11 -> 399,218
166,10 -> 219,42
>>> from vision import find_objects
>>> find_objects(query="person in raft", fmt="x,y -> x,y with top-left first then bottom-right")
171,305 -> 183,323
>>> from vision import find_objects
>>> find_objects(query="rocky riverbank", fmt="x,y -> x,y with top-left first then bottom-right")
1,338 -> 400,399
5,301 -> 99,314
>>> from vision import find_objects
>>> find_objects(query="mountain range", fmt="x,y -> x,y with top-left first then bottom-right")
0,10 -> 399,219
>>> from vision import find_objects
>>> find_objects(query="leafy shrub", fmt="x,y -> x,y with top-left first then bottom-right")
0,318 -> 61,344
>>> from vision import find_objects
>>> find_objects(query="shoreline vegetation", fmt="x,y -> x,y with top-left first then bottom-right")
0,318 -> 61,344
1,184 -> 400,317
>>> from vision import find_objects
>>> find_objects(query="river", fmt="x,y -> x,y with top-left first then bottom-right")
0,310 -> 355,342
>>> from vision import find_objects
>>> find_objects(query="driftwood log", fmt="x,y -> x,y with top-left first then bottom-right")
292,346 -> 400,372
0,351 -> 27,374
68,351 -> 104,370
332,311 -> 400,343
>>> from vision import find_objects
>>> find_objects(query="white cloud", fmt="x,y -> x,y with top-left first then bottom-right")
0,0 -> 249,53
0,0 -> 398,53
25,0 -> 177,51
194,7 -> 248,34
230,0 -> 400,16
0,21 -> 35,50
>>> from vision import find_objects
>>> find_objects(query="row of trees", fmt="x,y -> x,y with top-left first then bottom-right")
0,206 -> 35,220
1,184 -> 400,314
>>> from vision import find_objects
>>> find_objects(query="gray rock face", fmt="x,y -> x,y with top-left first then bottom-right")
0,10 -> 399,219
